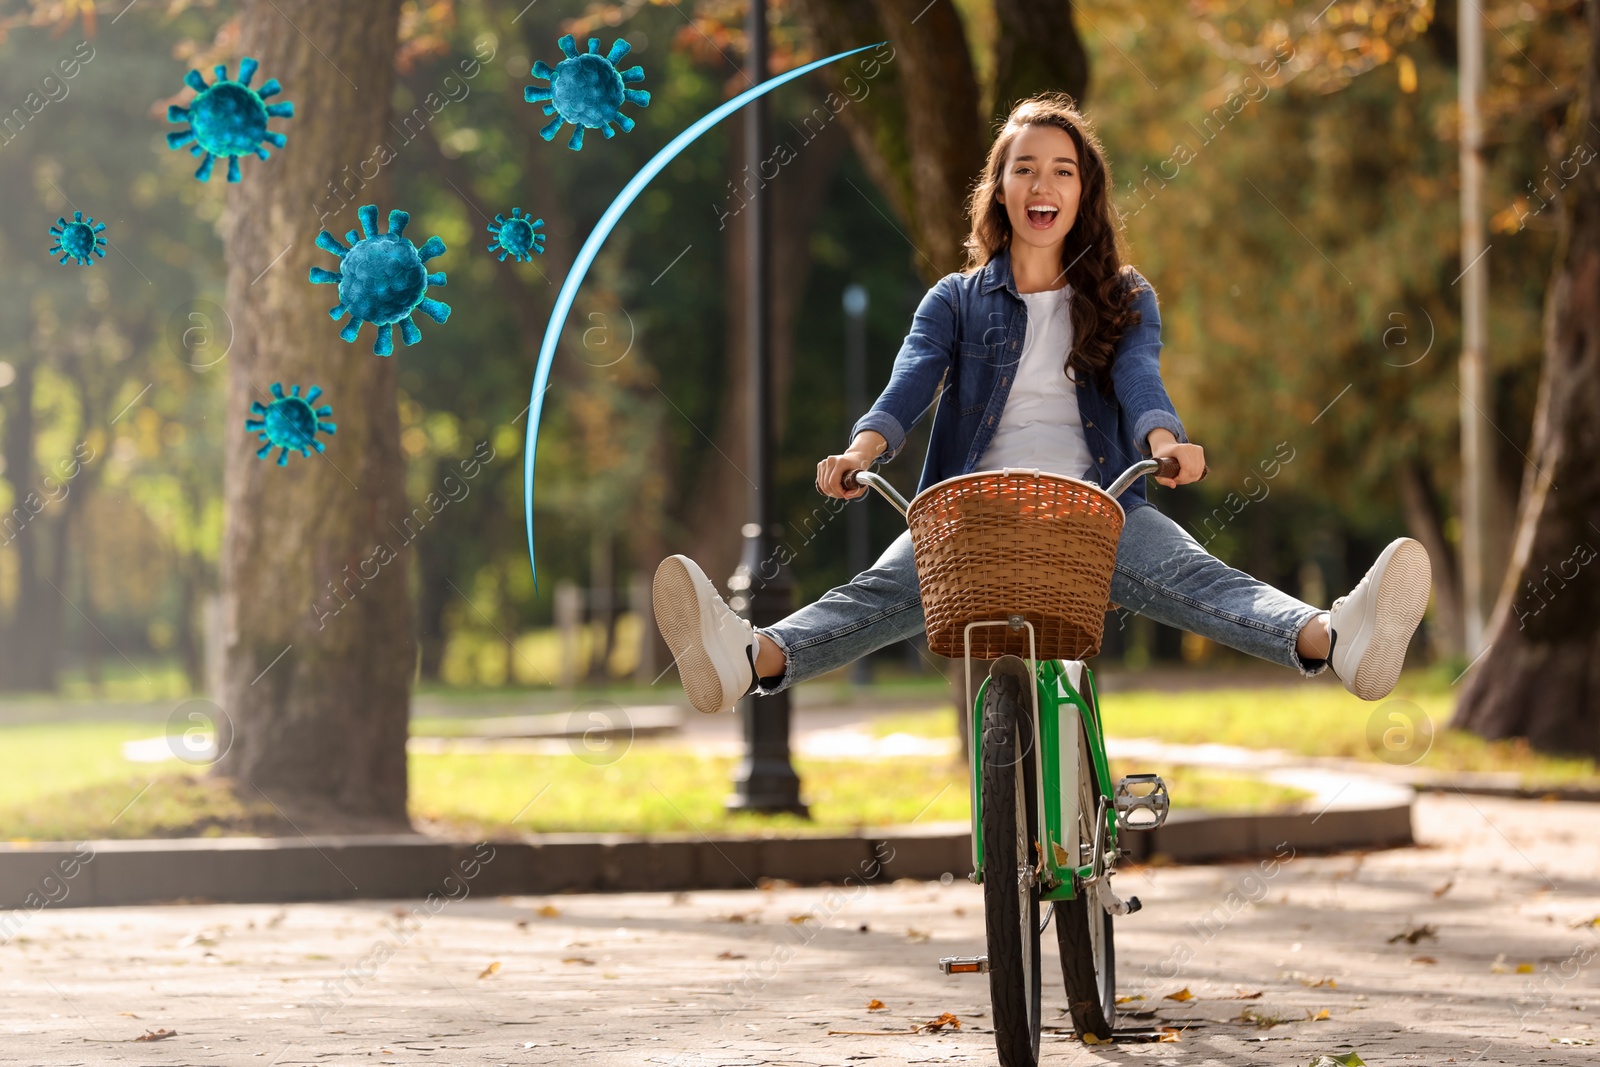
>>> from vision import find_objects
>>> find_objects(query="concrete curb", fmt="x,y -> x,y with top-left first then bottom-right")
0,791 -> 1414,910
1116,800 -> 1413,864
1411,782 -> 1600,803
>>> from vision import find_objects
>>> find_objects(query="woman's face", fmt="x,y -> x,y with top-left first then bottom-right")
996,122 -> 1082,255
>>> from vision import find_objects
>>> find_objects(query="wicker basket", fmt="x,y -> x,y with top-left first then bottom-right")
907,469 -> 1125,660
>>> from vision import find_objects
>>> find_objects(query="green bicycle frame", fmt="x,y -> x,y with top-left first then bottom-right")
969,658 -> 1118,903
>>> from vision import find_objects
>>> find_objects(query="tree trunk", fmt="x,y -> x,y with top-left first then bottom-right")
992,0 -> 1089,120
0,359 -> 59,691
213,0 -> 415,827
176,553 -> 205,694
1452,0 -> 1600,758
789,0 -> 985,284
1396,456 -> 1465,658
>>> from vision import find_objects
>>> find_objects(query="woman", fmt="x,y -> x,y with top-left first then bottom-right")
653,93 -> 1432,715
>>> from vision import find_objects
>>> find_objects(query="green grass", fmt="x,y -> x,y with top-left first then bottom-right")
868,668 -> 1600,789
0,721 -> 176,814
3,664 -> 1589,842
0,726 -> 1307,841
410,748 -> 1309,837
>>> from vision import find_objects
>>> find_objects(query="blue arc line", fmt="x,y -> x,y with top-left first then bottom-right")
523,42 -> 885,589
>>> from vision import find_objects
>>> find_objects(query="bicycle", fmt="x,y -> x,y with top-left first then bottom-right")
845,456 -> 1199,1064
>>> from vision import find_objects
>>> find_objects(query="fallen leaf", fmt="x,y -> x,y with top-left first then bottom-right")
1308,1008 -> 1331,1021
1308,1055 -> 1367,1067
1114,994 -> 1145,1004
1155,1027 -> 1181,1042
1224,988 -> 1264,999
536,905 -> 560,918
561,957 -> 595,965
1516,962 -> 1536,973
1082,1031 -> 1111,1044
477,961 -> 501,979
1299,976 -> 1338,989
1431,878 -> 1454,899
134,1029 -> 177,1042
1491,954 -> 1511,974
917,1012 -> 961,1033
116,1012 -> 139,1018
716,950 -> 746,960
906,928 -> 931,943
788,914 -> 813,925
514,919 -> 528,929
1567,915 -> 1600,929
1409,955 -> 1437,965
1387,923 -> 1436,944
1551,1037 -> 1596,1045
866,999 -> 886,1011
1163,987 -> 1194,1002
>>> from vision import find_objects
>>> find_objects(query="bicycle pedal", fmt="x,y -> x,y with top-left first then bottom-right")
939,955 -> 989,975
1114,773 -> 1170,831
1106,891 -> 1142,916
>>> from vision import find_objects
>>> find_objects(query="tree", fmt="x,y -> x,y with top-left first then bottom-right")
213,0 -> 414,828
789,0 -> 1088,285
1453,0 -> 1600,758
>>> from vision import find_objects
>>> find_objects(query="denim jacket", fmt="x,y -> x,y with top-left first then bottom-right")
851,248 -> 1188,515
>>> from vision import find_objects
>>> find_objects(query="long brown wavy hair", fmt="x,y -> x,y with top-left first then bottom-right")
962,93 -> 1141,395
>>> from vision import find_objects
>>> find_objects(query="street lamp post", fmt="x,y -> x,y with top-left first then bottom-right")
726,0 -> 806,815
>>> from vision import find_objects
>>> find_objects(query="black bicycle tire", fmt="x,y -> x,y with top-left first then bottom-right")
980,669 -> 1042,1067
1053,685 -> 1117,1040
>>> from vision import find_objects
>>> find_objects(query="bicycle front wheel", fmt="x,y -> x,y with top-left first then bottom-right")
1053,690 -> 1117,1040
980,668 -> 1042,1067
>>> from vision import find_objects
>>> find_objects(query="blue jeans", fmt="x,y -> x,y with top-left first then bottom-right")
754,503 -> 1329,693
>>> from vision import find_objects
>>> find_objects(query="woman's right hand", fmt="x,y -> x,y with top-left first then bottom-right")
817,431 -> 887,499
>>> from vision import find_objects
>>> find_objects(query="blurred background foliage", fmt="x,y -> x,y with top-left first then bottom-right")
0,0 -> 1583,697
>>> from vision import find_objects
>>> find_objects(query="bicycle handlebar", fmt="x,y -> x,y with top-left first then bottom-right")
842,456 -> 1208,520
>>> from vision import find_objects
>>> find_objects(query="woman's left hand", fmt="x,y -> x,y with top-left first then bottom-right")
1147,429 -> 1206,488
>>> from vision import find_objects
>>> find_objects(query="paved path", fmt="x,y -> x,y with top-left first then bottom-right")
3,792 -> 1596,1066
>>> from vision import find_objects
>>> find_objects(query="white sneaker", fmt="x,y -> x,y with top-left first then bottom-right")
1327,537 -> 1432,701
653,554 -> 758,715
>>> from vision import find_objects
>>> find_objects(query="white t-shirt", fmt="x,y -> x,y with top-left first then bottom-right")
977,286 -> 1095,479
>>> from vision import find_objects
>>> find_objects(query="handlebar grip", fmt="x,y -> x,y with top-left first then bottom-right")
842,469 -> 860,491
1153,456 -> 1208,482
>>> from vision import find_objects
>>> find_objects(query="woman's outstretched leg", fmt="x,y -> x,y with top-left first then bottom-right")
1109,504 -> 1430,700
653,530 -> 924,713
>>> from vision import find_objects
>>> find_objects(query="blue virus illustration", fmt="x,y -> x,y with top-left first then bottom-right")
166,56 -> 294,183
308,204 -> 450,357
487,208 -> 546,263
524,34 -> 650,151
246,383 -> 336,466
47,211 -> 107,266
